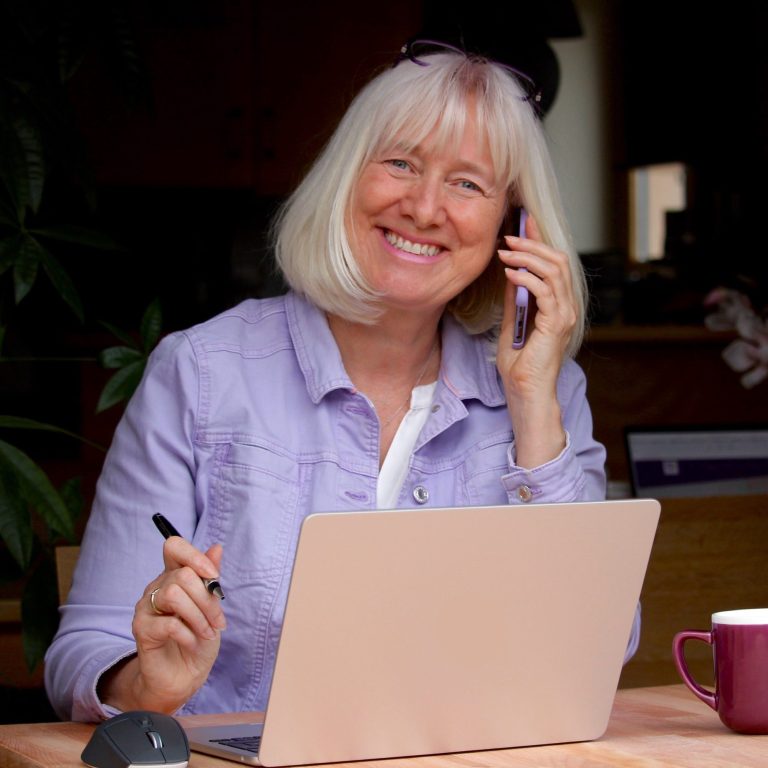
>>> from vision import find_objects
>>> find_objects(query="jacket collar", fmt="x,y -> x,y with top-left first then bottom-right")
285,292 -> 352,404
286,291 -> 506,408
439,314 -> 506,408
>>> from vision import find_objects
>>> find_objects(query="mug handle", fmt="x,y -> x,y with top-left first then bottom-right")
672,630 -> 717,710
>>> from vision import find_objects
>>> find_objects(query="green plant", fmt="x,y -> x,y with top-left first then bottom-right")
98,299 -> 162,413
0,418 -> 89,668
0,1 -> 147,336
0,0 -> 157,671
0,298 -> 161,670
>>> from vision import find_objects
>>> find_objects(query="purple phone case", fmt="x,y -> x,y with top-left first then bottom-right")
512,210 -> 528,349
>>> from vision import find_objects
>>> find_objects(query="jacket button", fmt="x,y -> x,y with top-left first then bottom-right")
413,485 -> 429,504
517,485 -> 533,502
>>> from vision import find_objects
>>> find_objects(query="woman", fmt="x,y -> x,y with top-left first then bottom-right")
45,45 -> 631,722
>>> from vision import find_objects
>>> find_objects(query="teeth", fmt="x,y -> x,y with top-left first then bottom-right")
385,230 -> 441,257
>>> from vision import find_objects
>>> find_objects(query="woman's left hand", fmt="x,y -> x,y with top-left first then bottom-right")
496,215 -> 577,468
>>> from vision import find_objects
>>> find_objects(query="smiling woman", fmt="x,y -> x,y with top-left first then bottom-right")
345,105 -> 508,321
275,52 -> 586,349
45,46 -> 628,723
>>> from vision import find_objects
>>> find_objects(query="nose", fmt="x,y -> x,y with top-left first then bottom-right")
400,174 -> 447,229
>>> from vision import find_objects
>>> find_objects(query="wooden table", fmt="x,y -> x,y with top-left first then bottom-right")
0,685 -> 765,767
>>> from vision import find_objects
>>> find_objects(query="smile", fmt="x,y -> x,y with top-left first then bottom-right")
383,230 -> 443,258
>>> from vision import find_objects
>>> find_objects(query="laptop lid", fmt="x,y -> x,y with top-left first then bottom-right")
625,424 -> 768,498
246,498 -> 659,766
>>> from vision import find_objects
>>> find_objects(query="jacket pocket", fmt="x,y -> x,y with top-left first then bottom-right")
461,432 -> 513,505
203,440 -> 303,709
214,441 -> 301,575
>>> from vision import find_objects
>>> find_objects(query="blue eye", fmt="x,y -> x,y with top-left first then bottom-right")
387,159 -> 410,171
458,179 -> 483,192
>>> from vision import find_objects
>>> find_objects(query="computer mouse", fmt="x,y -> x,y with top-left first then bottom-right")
81,710 -> 189,768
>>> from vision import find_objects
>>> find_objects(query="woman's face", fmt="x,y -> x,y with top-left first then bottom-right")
346,109 -> 508,320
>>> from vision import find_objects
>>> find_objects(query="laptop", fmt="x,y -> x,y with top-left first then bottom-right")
185,499 -> 660,766
625,424 -> 768,498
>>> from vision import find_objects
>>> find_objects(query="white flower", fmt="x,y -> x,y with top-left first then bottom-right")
722,339 -> 768,388
705,288 -> 768,389
703,288 -> 752,331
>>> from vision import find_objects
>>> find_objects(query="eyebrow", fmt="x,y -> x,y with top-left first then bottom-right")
384,140 -> 497,180
452,158 -> 495,178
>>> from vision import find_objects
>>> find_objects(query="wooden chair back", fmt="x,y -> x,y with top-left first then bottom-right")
55,546 -> 81,605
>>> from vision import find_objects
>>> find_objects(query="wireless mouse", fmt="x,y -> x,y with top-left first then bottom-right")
81,710 -> 189,768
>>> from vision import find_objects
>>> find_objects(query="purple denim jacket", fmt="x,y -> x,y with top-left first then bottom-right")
45,291 -> 630,722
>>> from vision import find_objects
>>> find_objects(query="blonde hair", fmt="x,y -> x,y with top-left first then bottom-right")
273,53 -> 586,356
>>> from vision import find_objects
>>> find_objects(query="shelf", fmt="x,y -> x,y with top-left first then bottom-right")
585,324 -> 736,344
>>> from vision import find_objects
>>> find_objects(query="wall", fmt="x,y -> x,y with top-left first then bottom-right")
547,0 -> 621,253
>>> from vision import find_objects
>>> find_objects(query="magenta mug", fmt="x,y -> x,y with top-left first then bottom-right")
673,608 -> 768,734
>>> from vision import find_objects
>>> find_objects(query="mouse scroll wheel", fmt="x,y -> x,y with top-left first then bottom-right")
146,730 -> 164,749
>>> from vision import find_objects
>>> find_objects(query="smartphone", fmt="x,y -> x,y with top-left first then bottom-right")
511,208 -> 529,349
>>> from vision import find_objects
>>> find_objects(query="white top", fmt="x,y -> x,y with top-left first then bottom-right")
377,382 -> 437,509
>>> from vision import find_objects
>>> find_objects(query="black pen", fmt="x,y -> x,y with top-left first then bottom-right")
152,513 -> 225,600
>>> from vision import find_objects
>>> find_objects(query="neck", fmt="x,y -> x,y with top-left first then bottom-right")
327,309 -> 443,466
327,309 -> 442,384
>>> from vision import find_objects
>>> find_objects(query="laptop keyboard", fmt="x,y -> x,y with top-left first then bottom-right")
211,735 -> 263,754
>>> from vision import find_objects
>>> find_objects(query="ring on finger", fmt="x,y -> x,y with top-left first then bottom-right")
149,587 -> 166,616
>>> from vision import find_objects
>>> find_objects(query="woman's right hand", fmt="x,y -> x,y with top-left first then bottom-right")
496,215 -> 576,468
99,537 -> 226,714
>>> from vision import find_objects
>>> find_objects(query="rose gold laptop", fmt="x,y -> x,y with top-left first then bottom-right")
185,499 -> 660,766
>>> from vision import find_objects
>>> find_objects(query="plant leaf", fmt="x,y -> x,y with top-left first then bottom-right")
0,416 -> 106,452
0,195 -> 19,228
107,6 -> 149,108
0,235 -> 18,276
99,345 -> 144,369
140,298 -> 162,352
0,118 -> 28,220
39,244 -> 84,322
0,211 -> 17,229
57,13 -> 86,83
59,47 -> 86,85
12,117 -> 45,215
0,113 -> 45,217
0,466 -> 33,570
0,439 -> 74,540
99,320 -> 138,348
96,359 -> 146,413
13,234 -> 42,303
0,415 -> 74,432
58,477 -> 84,542
21,556 -> 59,671
29,225 -> 123,251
